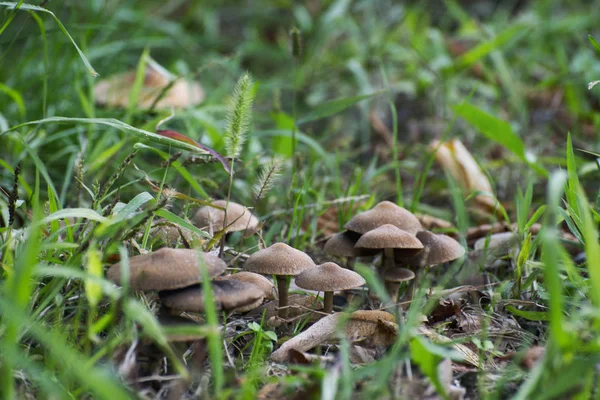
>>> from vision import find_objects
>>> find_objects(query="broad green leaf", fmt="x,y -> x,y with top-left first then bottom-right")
453,103 -> 547,175
454,103 -> 525,157
270,111 -> 295,157
114,192 -> 154,221
297,91 -> 383,124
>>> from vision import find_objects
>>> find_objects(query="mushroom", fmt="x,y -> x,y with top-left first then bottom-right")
192,200 -> 259,235
295,262 -> 366,313
382,267 -> 415,302
218,271 -> 276,300
94,59 -> 204,110
324,231 -> 379,264
244,242 -> 316,318
159,279 -> 265,313
403,231 -> 465,269
345,310 -> 397,346
106,248 -> 226,291
355,224 -> 424,271
149,219 -> 201,247
344,200 -> 422,235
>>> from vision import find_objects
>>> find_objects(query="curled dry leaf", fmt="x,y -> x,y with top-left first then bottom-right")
431,139 -> 496,212
270,313 -> 340,363
270,311 -> 399,362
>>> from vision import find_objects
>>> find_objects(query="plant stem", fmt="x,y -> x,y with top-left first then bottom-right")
220,159 -> 236,257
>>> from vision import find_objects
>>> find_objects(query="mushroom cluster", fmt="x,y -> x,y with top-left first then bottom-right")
324,201 -> 466,302
242,242 -> 367,317
106,248 -> 273,315
105,200 -> 271,318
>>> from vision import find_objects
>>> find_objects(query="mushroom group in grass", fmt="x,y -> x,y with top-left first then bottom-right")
243,242 -> 316,318
295,262 -> 366,313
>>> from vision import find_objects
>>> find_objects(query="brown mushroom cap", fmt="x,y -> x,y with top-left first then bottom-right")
192,200 -> 259,233
383,267 -> 415,282
106,248 -> 226,291
94,61 -> 204,110
160,280 -> 264,313
295,262 -> 366,292
344,201 -> 422,235
150,219 -> 201,246
355,224 -> 423,251
219,271 -> 275,300
244,242 -> 316,276
324,231 -> 379,257
345,310 -> 397,346
406,231 -> 465,266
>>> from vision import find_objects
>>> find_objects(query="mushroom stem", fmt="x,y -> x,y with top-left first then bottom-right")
383,248 -> 395,270
276,275 -> 289,318
384,281 -> 401,303
323,291 -> 334,313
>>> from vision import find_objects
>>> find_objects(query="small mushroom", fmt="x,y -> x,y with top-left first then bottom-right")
345,310 -> 397,346
106,248 -> 226,291
403,231 -> 465,268
295,262 -> 366,313
344,200 -> 422,235
149,219 -> 202,247
94,59 -> 204,110
382,267 -> 415,302
355,224 -> 424,271
244,242 -> 316,318
192,200 -> 259,235
218,271 -> 276,300
159,280 -> 265,313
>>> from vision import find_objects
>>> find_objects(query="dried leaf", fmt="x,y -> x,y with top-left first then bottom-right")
270,314 -> 340,362
431,139 -> 496,211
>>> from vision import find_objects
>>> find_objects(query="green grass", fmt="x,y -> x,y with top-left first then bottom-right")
2,0 -> 600,398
